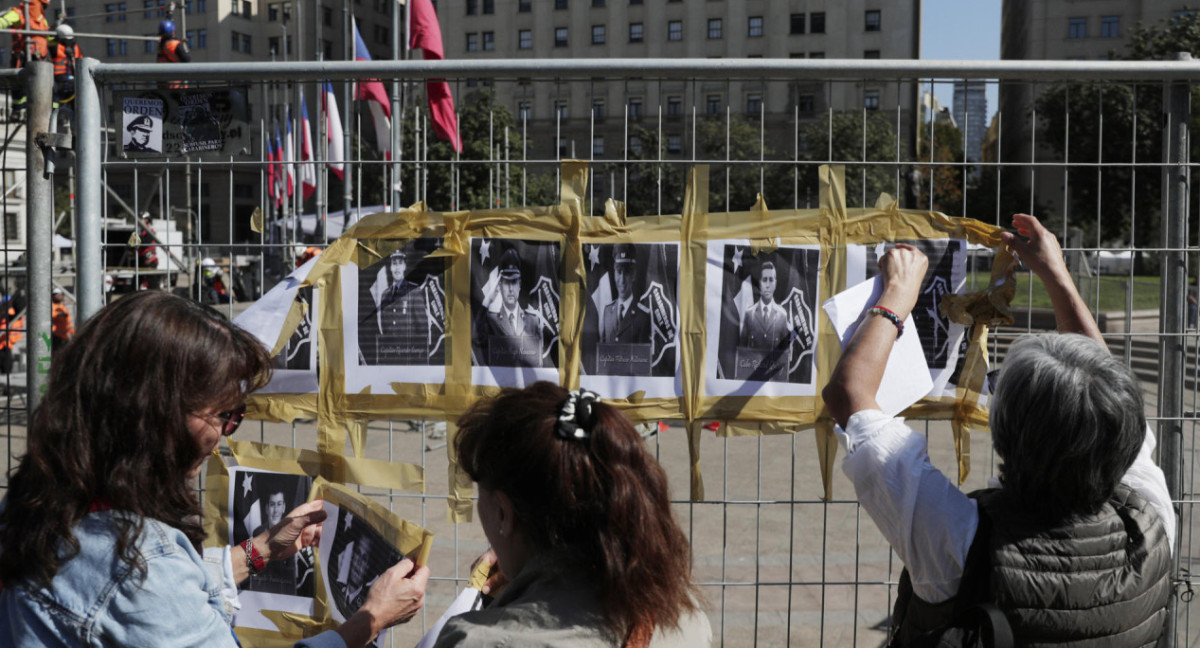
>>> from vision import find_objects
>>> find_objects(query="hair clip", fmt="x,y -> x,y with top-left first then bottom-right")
556,389 -> 600,440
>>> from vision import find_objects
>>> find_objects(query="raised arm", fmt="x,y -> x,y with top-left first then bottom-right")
1000,213 -> 1104,345
823,244 -> 928,428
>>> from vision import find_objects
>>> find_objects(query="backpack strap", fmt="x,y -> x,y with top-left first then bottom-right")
950,494 -> 1013,648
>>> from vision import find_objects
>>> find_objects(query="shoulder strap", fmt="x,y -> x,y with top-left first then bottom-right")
953,495 -> 1014,648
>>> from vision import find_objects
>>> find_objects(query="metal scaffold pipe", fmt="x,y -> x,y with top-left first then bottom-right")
25,60 -> 52,410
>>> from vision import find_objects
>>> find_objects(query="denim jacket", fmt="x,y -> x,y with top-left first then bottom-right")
0,510 -> 346,648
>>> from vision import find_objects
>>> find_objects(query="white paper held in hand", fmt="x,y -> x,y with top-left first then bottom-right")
821,276 -> 932,418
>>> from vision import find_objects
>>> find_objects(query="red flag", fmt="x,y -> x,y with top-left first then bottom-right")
266,126 -> 277,209
409,0 -> 461,152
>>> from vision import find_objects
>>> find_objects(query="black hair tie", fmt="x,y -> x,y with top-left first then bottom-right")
556,389 -> 600,440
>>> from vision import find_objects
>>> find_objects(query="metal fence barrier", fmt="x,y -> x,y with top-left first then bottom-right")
0,58 -> 1197,646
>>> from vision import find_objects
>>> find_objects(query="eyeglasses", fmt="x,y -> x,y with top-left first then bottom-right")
211,403 -> 247,437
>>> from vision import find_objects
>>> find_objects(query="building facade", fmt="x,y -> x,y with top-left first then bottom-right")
952,80 -> 986,163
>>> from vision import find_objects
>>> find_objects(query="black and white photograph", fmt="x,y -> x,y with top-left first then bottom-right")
342,239 -> 447,393
228,468 -> 316,597
356,239 -> 446,367
260,286 -> 319,394
320,506 -> 403,647
579,242 -> 681,398
122,96 -> 164,154
470,238 -> 561,386
861,238 -> 967,395
705,242 -> 821,397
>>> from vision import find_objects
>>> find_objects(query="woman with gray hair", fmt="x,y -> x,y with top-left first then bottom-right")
823,214 -> 1174,646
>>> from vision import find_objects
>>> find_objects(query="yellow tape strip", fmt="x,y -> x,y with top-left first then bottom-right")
815,165 -> 849,500
202,452 -> 230,549
445,420 -> 475,523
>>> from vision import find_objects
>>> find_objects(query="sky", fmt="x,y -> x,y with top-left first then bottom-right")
921,0 -> 1002,119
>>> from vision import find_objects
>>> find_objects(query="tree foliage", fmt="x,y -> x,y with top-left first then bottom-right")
799,111 -> 902,207
916,119 -> 966,214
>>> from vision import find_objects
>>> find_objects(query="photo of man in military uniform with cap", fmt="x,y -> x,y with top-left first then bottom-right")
472,246 -> 542,367
123,114 -> 160,153
601,243 -> 650,345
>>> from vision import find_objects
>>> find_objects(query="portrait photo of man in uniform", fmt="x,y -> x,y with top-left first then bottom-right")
601,244 -> 651,345
471,246 -> 543,368
325,507 -> 401,646
123,114 -> 160,153
229,469 -> 315,598
356,239 -> 445,368
714,244 -> 819,388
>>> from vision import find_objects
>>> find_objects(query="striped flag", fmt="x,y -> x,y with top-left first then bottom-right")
352,19 -> 392,159
299,91 -> 317,200
266,124 -> 277,209
273,123 -> 285,208
284,106 -> 296,198
323,81 -> 345,180
409,0 -> 461,152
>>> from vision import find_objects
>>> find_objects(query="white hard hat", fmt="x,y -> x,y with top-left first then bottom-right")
201,257 -> 216,268
55,24 -> 74,41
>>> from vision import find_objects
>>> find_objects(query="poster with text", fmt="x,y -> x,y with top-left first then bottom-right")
469,237 -> 561,387
579,242 -> 681,398
704,241 -> 821,397
114,87 -> 252,158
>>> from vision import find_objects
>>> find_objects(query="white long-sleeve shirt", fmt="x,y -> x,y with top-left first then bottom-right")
838,410 -> 1176,604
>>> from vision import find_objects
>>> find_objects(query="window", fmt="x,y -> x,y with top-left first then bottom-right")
811,12 -> 825,33
629,136 -> 642,155
519,0 -> 531,11
106,38 -> 117,56
466,0 -> 476,14
706,94 -> 720,115
143,0 -> 159,19
630,0 -> 642,4
559,140 -> 570,157
668,20 -> 682,41
466,33 -> 478,51
1068,17 -> 1086,39
269,36 -> 280,55
628,98 -> 643,119
790,13 -> 805,34
4,213 -> 17,241
144,37 -> 155,54
555,27 -> 568,47
322,6 -> 332,25
809,51 -> 825,59
243,1 -> 251,16
790,52 -> 804,58
629,23 -> 643,42
555,0 -> 567,8
593,0 -> 604,6
229,31 -> 244,52
748,16 -> 763,37
865,10 -> 881,31
592,99 -> 605,120
268,2 -> 279,20
184,0 -> 206,13
592,137 -> 604,156
483,0 -> 494,14
376,25 -> 391,45
196,28 -> 207,48
746,94 -> 761,115
708,19 -> 722,39
864,49 -> 880,59
518,101 -> 531,122
592,25 -> 605,44
864,89 -> 880,111
375,0 -> 391,14
104,3 -> 117,22
1101,16 -> 1119,38
233,184 -> 255,199
555,101 -> 568,119
241,33 -> 252,53
797,93 -> 814,113
666,136 -> 681,153
321,39 -> 332,59
519,29 -> 532,49
667,96 -> 682,116
483,31 -> 494,50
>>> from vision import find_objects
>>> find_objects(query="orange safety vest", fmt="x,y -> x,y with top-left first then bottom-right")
0,308 -> 24,350
51,302 -> 73,340
0,1 -> 49,63
157,38 -> 185,63
50,42 -> 80,77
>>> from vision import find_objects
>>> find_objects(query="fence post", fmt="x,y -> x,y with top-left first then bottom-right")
24,61 -> 52,412
1158,52 -> 1190,647
74,58 -> 102,323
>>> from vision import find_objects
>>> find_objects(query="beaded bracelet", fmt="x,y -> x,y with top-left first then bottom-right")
867,306 -> 904,337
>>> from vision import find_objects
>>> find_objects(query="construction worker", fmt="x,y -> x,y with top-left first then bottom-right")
0,294 -> 24,373
136,215 -> 161,290
48,23 -> 81,106
50,288 -> 72,353
0,0 -> 52,112
296,245 -> 322,268
156,18 -> 189,89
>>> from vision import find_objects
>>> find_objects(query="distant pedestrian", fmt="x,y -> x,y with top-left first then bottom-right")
51,288 -> 73,353
0,294 -> 23,374
156,18 -> 190,89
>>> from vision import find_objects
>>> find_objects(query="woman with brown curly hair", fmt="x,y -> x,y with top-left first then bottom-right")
436,382 -> 710,647
0,291 -> 428,648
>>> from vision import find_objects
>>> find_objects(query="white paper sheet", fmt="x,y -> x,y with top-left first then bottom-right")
822,276 -> 933,418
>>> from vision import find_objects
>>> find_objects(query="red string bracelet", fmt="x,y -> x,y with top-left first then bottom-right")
868,306 -> 904,337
